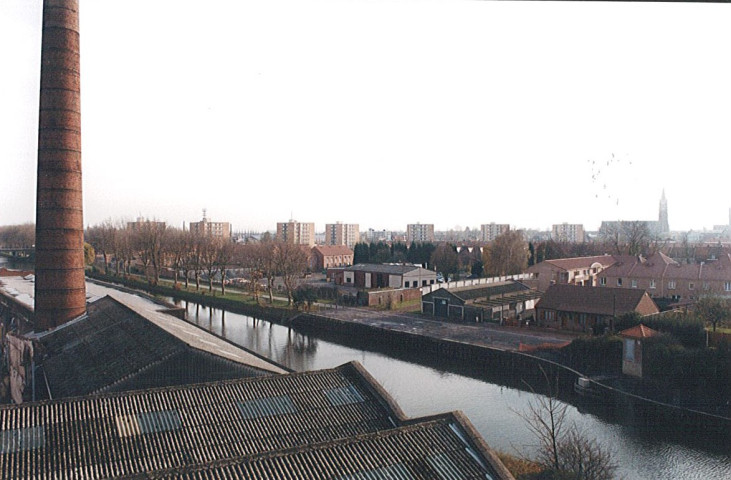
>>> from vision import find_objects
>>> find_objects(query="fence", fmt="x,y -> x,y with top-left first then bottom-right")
419,273 -> 535,295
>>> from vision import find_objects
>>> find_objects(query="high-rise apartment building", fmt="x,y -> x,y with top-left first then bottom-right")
325,222 -> 360,248
189,211 -> 231,239
277,219 -> 316,246
480,223 -> 510,242
406,223 -> 435,243
551,223 -> 585,243
127,217 -> 167,232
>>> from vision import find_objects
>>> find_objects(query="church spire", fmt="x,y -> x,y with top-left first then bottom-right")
659,189 -> 669,234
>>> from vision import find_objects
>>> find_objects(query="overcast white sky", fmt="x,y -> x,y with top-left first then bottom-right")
2,0 -> 730,233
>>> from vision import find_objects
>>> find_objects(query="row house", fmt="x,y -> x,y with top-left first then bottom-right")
597,252 -> 731,302
526,255 -> 617,292
535,284 -> 659,333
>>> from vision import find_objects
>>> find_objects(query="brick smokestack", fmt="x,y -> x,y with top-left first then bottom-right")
34,0 -> 86,330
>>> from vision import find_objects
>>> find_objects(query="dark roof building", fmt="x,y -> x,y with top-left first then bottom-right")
339,264 -> 437,289
535,284 -> 659,333
8,296 -> 285,403
0,362 -> 513,480
422,281 -> 541,324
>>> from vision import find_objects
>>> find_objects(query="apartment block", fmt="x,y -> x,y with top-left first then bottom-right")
406,223 -> 435,243
480,223 -> 510,242
189,214 -> 231,239
325,222 -> 360,248
277,219 -> 316,246
551,223 -> 585,243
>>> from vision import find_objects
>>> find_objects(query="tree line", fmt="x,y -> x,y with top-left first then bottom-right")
85,220 -> 309,305
0,224 -> 35,249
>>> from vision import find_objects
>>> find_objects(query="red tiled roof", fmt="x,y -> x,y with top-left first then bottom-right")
619,324 -> 660,339
536,284 -> 659,317
312,245 -> 354,256
527,255 -> 617,273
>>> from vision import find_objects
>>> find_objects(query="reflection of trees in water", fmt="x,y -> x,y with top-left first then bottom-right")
277,330 -> 318,372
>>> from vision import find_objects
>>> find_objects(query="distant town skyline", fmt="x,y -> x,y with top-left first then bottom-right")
2,1 -> 730,232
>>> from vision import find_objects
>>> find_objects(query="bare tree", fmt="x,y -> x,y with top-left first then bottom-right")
259,241 -> 278,304
275,242 -> 309,305
599,221 -> 651,256
483,230 -> 528,277
132,219 -> 167,285
198,235 -> 220,293
165,228 -> 188,287
624,221 -> 650,257
0,223 -> 35,248
515,368 -> 617,480
86,219 -> 117,274
113,221 -> 134,275
217,239 -> 235,295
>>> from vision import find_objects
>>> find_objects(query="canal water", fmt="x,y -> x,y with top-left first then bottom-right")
175,300 -> 730,480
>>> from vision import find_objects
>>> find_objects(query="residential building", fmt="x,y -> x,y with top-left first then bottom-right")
481,223 -> 510,242
535,284 -> 659,333
277,219 -> 316,246
338,264 -> 437,289
363,228 -> 394,243
526,255 -> 617,292
189,211 -> 231,238
422,281 -> 541,324
311,245 -> 354,271
597,252 -> 731,303
406,223 -> 435,243
126,217 -> 166,231
551,223 -> 585,243
325,222 -> 360,248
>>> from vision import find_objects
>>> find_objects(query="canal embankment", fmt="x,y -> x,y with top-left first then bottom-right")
291,311 -> 731,438
83,271 -> 731,438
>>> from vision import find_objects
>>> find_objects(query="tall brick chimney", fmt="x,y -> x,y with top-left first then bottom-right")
34,0 -> 86,330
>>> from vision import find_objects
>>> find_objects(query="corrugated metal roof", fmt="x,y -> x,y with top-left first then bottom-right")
34,296 -> 275,400
150,417 -> 500,480
346,264 -> 421,275
0,363 -> 402,479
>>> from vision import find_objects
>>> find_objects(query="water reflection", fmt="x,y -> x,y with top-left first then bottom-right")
174,299 -> 730,480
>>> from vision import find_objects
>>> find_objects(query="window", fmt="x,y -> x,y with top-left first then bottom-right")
689,282 -> 695,290
624,339 -> 635,362
617,278 -> 623,287
631,279 -> 638,288
725,282 -> 731,292
324,385 -> 365,406
703,282 -> 711,290
668,280 -> 676,290
600,277 -> 607,286
237,396 -> 297,420
649,279 -> 656,289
